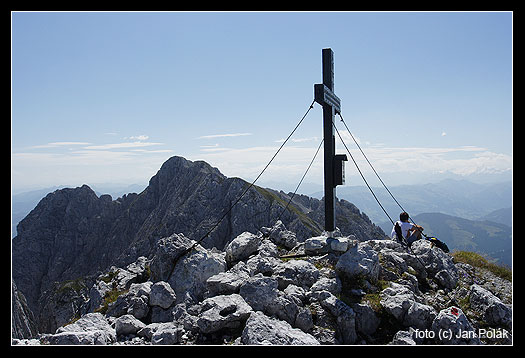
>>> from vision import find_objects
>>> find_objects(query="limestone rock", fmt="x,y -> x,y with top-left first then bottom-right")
48,313 -> 116,345
241,311 -> 319,345
149,281 -> 177,309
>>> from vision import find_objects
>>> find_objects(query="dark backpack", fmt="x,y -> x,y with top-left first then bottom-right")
426,236 -> 450,253
394,222 -> 408,246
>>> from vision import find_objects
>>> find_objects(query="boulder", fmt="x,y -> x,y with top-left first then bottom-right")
106,282 -> 152,319
48,312 -> 116,345
431,306 -> 481,344
225,231 -> 262,265
304,235 -> 352,255
261,220 -> 298,250
195,294 -> 253,334
273,259 -> 319,290
168,244 -> 226,303
336,241 -> 380,283
390,330 -> 417,345
206,269 -> 250,297
470,284 -> 512,328
149,233 -> 195,282
149,281 -> 177,309
239,274 -> 279,312
115,314 -> 146,336
316,291 -> 357,344
241,311 -> 320,345
410,240 -> 458,289
352,302 -> 380,336
150,323 -> 184,345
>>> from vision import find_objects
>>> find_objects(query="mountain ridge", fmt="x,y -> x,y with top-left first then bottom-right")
12,155 -> 384,334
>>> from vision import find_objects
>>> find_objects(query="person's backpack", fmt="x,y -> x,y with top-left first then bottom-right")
425,236 -> 450,253
394,222 -> 408,246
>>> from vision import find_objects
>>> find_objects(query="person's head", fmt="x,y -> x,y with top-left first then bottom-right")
400,212 -> 409,222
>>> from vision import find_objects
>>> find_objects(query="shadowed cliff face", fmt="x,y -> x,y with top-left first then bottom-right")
12,156 -> 385,332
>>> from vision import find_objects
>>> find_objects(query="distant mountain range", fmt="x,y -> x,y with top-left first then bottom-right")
319,180 -> 512,267
413,212 -> 511,267
312,179 -> 512,224
13,174 -> 512,270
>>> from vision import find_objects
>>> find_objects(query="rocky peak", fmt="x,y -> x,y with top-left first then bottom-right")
13,220 -> 512,345
9,155 -> 402,338
146,156 -> 224,204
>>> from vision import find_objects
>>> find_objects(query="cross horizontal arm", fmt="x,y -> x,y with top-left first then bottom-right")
314,83 -> 341,114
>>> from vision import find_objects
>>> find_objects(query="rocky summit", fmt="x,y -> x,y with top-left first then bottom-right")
12,156 -> 512,345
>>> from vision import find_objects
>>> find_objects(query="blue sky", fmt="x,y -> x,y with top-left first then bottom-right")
12,11 -> 512,193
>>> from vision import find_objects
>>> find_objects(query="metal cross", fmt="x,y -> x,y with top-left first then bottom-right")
314,48 -> 346,233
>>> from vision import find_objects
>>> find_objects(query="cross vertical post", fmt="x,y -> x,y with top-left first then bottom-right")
314,48 -> 344,233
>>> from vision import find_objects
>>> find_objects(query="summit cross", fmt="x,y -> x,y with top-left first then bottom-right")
314,48 -> 346,233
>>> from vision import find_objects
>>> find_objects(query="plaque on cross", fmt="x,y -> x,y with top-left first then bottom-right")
314,48 -> 347,233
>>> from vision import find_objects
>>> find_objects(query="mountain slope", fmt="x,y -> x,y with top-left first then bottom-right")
411,213 -> 512,267
12,155 -> 384,333
478,207 -> 512,228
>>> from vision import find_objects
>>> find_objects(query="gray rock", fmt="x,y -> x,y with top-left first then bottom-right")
336,241 -> 380,283
206,268 -> 250,297
115,314 -> 146,336
149,281 -> 176,309
390,330 -> 417,345
168,244 -> 226,303
261,220 -> 298,250
283,284 -> 307,305
150,233 -> 195,282
196,294 -> 253,334
49,312 -> 116,345
107,282 -> 152,319
411,240 -> 458,289
329,237 -> 351,252
304,236 -> 330,255
404,302 -> 437,329
225,231 -> 262,265
245,255 -> 282,276
352,302 -> 380,336
431,306 -> 481,345
241,311 -> 320,345
470,284 -> 512,328
150,323 -> 184,345
380,283 -> 417,322
273,259 -> 319,290
12,280 -> 39,339
239,274 -> 279,312
317,291 -> 357,344
114,256 -> 150,290
310,276 -> 342,295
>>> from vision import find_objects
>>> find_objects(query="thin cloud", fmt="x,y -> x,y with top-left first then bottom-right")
197,133 -> 252,139
83,142 -> 163,150
30,142 -> 91,149
275,136 -> 320,143
126,135 -> 149,141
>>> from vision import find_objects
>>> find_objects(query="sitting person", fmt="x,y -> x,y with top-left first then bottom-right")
390,211 -> 423,246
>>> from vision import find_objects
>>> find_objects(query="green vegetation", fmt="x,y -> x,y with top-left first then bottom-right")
94,287 -> 128,314
100,269 -> 120,283
361,280 -> 390,313
452,250 -> 512,282
94,269 -> 128,314
253,185 -> 322,236
57,278 -> 86,294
